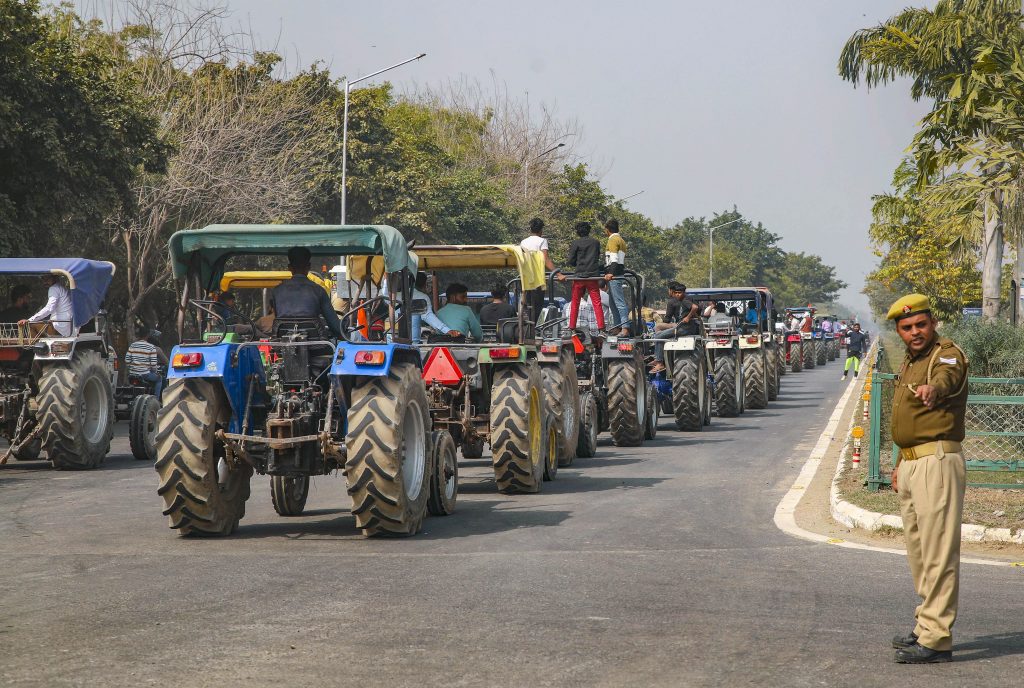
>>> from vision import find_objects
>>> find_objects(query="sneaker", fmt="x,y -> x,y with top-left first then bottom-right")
841,374 -> 847,381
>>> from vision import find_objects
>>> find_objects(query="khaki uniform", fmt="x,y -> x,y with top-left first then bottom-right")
891,336 -> 968,652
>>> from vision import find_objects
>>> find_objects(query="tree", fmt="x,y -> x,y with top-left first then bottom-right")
0,0 -> 165,256
772,253 -> 847,308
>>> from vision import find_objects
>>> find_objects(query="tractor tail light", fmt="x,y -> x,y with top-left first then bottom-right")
787,335 -> 801,343
172,352 -> 204,368
489,347 -> 520,359
617,343 -> 633,352
717,339 -> 729,346
746,336 -> 759,344
354,350 -> 386,366
540,345 -> 560,354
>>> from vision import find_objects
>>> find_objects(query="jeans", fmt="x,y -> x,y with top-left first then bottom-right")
412,313 -> 422,343
608,278 -> 630,332
653,328 -> 679,362
140,371 -> 163,399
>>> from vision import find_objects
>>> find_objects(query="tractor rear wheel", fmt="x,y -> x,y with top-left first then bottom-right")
38,350 -> 114,470
816,340 -> 828,366
155,378 -> 252,535
345,363 -> 431,536
802,340 -> 815,370
714,353 -> 741,418
543,414 -> 559,481
767,349 -> 780,401
427,430 -> 458,516
644,382 -> 659,440
745,350 -> 768,410
541,351 -> 580,467
129,394 -> 160,461
271,475 -> 309,516
576,391 -> 599,458
777,345 -> 787,376
670,352 -> 705,431
606,358 -> 645,447
791,343 -> 803,372
490,363 -> 545,494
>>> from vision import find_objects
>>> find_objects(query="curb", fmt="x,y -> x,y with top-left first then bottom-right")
827,351 -> 1024,546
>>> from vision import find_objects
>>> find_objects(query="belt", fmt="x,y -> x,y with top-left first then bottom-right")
899,440 -> 962,462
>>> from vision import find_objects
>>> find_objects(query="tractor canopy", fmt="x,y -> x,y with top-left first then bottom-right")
219,270 -> 330,293
168,224 -> 416,290
686,287 -> 772,311
413,245 -> 546,291
0,258 -> 115,328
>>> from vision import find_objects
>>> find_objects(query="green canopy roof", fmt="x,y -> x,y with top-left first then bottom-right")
168,224 -> 415,287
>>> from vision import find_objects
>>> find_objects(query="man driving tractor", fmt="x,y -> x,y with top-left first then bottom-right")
271,247 -> 344,339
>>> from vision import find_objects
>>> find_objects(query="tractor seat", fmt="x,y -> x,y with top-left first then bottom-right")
309,354 -> 334,371
497,318 -> 534,344
274,318 -> 325,340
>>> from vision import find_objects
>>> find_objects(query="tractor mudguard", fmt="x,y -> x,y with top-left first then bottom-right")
166,342 -> 265,433
332,341 -> 421,377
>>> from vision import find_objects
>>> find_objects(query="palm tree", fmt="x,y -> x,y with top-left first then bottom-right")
839,0 -> 1024,320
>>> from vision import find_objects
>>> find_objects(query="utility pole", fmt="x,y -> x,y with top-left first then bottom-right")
706,218 -> 742,288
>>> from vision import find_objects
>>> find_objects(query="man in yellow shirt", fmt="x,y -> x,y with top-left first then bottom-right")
603,219 -> 630,336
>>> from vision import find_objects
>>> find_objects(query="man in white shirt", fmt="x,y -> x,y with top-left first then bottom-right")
20,274 -> 73,336
520,218 -> 556,322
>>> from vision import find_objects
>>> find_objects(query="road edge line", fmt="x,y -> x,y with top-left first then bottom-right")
772,345 -> 1015,568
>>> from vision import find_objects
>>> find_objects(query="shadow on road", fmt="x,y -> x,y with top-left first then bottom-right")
418,500 -> 571,540
955,631 -> 1024,661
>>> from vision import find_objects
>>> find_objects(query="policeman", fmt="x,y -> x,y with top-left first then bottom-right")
271,247 -> 344,339
887,294 -> 968,664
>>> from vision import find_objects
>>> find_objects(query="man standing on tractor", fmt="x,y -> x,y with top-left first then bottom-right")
125,327 -> 168,398
436,283 -> 483,341
603,219 -> 630,336
520,217 -> 555,322
20,274 -> 72,336
0,285 -> 32,323
271,247 -> 344,339
649,282 -> 699,374
841,322 -> 868,380
558,222 -> 606,333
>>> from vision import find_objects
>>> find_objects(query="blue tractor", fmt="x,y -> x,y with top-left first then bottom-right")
155,225 -> 439,537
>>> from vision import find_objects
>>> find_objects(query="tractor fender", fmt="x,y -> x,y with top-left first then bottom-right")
166,342 -> 265,433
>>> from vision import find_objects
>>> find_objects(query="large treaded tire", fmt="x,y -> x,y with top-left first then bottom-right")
345,363 -> 431,536
460,436 -> 484,459
714,353 -> 741,418
491,363 -> 545,493
816,340 -> 827,366
606,358 -> 645,447
802,340 -> 815,369
576,391 -> 599,458
777,344 -> 787,376
644,382 -> 659,440
129,394 -> 160,461
38,350 -> 114,470
790,344 -> 803,372
830,339 -> 839,361
427,430 -> 458,516
271,475 -> 309,516
155,378 -> 252,536
670,352 -> 705,431
541,352 -> 580,467
543,414 -> 559,480
767,348 -> 779,401
745,350 -> 768,410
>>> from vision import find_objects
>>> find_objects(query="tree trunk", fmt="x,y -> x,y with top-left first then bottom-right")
982,190 -> 1004,321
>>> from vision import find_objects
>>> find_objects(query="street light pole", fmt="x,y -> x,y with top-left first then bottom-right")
706,217 -> 742,288
340,53 -> 426,224
619,190 -> 645,203
524,142 -> 565,199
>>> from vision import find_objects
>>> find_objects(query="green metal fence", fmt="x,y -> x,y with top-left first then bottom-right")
867,373 -> 1024,490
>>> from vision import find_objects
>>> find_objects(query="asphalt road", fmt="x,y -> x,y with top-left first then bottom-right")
1,365 -> 1022,687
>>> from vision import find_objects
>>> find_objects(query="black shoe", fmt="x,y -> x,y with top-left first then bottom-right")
892,631 -> 918,649
894,642 -> 952,664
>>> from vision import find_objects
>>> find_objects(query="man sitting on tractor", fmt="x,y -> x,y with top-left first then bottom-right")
20,274 -> 73,336
271,247 -> 343,339
0,284 -> 32,323
436,283 -> 482,341
125,327 -> 168,397
479,286 -> 517,327
649,281 -> 699,374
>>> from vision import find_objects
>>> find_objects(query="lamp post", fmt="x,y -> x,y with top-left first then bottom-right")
524,142 -> 565,199
340,53 -> 426,224
707,217 -> 742,288
619,190 -> 645,203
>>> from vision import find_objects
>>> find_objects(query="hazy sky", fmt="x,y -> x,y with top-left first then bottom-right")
186,2 -> 934,310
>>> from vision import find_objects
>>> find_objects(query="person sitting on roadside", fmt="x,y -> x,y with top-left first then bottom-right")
436,283 -> 483,341
0,284 -> 32,323
125,327 -> 169,398
270,247 -> 344,339
411,272 -> 457,342
20,274 -> 73,336
558,222 -> 606,333
650,282 -> 699,374
479,286 -> 517,327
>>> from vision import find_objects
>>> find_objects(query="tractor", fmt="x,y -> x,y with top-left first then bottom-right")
784,307 -> 816,371
154,224 -> 439,537
0,259 -> 116,469
545,269 -> 655,453
413,244 -> 566,492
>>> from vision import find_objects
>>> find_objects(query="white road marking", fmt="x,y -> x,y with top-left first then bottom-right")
772,351 -> 1014,568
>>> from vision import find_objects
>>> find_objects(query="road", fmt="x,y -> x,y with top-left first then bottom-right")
1,365 -> 1022,687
